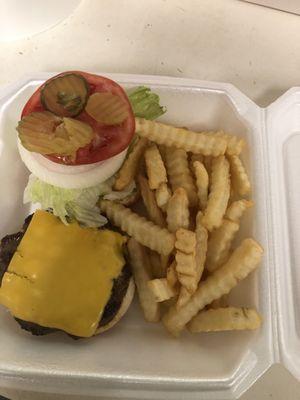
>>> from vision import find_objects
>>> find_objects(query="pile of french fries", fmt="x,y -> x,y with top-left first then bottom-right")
99,117 -> 263,337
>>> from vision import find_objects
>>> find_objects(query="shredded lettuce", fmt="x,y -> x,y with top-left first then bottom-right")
24,175 -> 135,228
128,86 -> 166,120
103,181 -> 135,201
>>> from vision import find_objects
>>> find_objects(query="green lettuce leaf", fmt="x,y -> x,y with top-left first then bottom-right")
24,175 -> 135,228
128,86 -> 166,120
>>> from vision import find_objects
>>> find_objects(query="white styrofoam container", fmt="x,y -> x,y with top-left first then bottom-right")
0,73 -> 297,399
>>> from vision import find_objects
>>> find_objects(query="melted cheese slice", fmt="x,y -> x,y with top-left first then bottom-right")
0,210 -> 126,337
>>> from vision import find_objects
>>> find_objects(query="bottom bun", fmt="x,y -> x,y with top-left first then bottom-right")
95,277 -> 135,335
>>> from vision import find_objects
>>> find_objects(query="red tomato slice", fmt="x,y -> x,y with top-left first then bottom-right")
21,71 -> 135,165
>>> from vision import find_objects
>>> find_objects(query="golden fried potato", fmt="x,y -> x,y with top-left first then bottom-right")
177,273 -> 198,294
202,156 -> 230,231
175,251 -> 197,277
135,118 -> 227,156
193,160 -> 209,210
144,143 -> 167,190
225,199 -> 253,223
228,155 -> 251,196
155,182 -> 172,211
166,188 -> 190,233
114,137 -> 148,191
162,238 -> 263,336
166,261 -> 179,288
174,227 -> 198,300
138,174 -> 165,227
128,239 -> 160,322
205,219 -> 240,272
188,307 -> 262,332
165,147 -> 198,206
175,228 -> 196,254
209,131 -> 245,156
176,286 -> 192,309
225,134 -> 245,156
148,278 -> 177,302
195,211 -> 208,282
99,200 -> 175,255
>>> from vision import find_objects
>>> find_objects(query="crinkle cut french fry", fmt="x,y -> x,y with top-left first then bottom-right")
208,131 -> 245,156
177,273 -> 198,294
162,238 -> 263,336
228,185 -> 236,206
128,239 -> 160,322
176,250 -> 198,296
225,199 -> 253,223
188,307 -> 262,332
114,137 -> 148,191
165,147 -> 198,206
175,228 -> 196,254
229,155 -> 251,196
195,212 -> 208,282
175,228 -> 198,300
99,200 -> 175,255
225,134 -> 245,156
205,219 -> 240,273
155,182 -> 172,212
177,286 -> 192,309
167,261 -> 178,288
166,188 -> 190,233
135,118 -> 227,156
148,278 -> 177,302
176,251 -> 197,277
138,175 -> 165,227
202,156 -> 230,231
144,143 -> 167,190
193,161 -> 209,210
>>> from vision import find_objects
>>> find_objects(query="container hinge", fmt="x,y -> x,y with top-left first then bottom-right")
261,106 -> 280,363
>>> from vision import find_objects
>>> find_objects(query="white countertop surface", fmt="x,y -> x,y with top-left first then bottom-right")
0,0 -> 300,398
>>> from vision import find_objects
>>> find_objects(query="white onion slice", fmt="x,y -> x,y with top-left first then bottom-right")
18,140 -> 127,189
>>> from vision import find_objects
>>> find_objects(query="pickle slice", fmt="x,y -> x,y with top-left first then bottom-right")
17,111 -> 93,158
41,73 -> 89,117
85,92 -> 129,125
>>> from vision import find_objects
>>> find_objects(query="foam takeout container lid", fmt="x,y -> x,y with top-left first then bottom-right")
0,73 -> 299,399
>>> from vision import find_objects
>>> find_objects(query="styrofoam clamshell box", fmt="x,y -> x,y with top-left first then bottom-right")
0,73 -> 298,399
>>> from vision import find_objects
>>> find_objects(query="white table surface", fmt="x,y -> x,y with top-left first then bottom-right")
0,0 -> 300,399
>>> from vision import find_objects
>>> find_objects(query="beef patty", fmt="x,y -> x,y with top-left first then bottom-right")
0,215 -> 131,338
